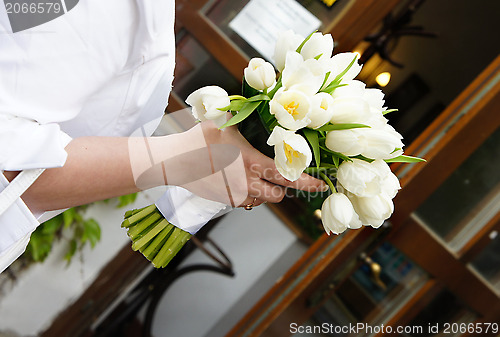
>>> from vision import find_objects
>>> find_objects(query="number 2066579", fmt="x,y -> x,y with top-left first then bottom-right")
442,322 -> 498,334
5,2 -> 62,14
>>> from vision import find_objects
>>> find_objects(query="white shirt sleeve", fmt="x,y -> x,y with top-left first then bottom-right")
0,117 -> 72,273
0,173 -> 40,274
155,186 -> 229,235
0,115 -> 72,171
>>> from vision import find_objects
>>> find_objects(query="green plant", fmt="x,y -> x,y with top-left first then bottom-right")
23,193 -> 138,264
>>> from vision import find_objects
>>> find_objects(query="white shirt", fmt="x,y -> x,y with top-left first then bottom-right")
0,0 -> 225,273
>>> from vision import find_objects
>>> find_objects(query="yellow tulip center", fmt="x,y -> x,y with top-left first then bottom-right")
284,142 -> 300,163
284,101 -> 299,116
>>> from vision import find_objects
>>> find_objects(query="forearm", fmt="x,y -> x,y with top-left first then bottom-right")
4,120 -> 326,215
14,136 -> 143,213
9,124 -> 214,213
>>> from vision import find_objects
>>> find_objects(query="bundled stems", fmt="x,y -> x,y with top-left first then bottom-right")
121,206 -> 192,268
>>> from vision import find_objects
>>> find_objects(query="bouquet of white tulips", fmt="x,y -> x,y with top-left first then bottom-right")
123,30 -> 424,269
185,30 -> 424,235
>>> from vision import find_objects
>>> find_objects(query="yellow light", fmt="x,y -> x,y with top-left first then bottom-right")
376,72 -> 391,87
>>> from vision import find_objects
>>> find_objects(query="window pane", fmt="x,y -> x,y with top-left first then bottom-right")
406,290 -> 477,337
414,127 -> 500,250
301,243 -> 428,337
469,230 -> 500,292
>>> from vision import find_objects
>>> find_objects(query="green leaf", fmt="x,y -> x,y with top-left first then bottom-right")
331,54 -> 358,84
332,155 -> 339,168
63,208 -> 76,228
383,108 -> 398,115
320,71 -> 331,90
296,30 -> 317,53
316,123 -> 370,132
319,146 -> 353,162
256,98 -> 275,131
351,155 -> 374,163
219,101 -> 261,128
385,155 -> 427,163
26,231 -> 52,262
64,239 -> 78,264
117,193 -> 138,208
247,94 -> 270,102
220,99 -> 247,112
302,128 -> 320,168
267,77 -> 282,98
322,82 -> 347,93
82,219 -> 101,248
42,216 -> 63,235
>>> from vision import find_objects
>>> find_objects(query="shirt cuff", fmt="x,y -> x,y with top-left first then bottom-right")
0,173 -> 39,273
0,115 -> 72,171
155,186 -> 229,234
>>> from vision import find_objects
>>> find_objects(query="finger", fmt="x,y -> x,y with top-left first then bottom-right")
247,178 -> 287,204
239,196 -> 266,208
257,159 -> 328,193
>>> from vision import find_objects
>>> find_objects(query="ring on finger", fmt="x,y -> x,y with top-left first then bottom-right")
244,197 -> 257,210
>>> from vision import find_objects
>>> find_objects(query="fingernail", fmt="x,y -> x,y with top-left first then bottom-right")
322,184 -> 330,192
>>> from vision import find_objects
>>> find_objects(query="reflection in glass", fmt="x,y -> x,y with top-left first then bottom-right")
406,290 -> 477,337
302,243 -> 428,337
173,30 -> 241,101
359,0 -> 500,145
204,0 -> 350,60
470,231 -> 500,292
414,127 -> 500,250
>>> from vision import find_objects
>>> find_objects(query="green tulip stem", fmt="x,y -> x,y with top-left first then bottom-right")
121,204 -> 156,228
127,211 -> 162,240
141,225 -> 174,260
151,227 -> 183,268
320,172 -> 336,193
131,218 -> 169,251
160,231 -> 192,268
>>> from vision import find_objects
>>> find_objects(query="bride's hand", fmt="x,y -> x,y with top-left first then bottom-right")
179,120 -> 328,207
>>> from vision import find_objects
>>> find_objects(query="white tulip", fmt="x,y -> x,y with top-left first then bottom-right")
273,30 -> 303,72
321,193 -> 362,235
327,52 -> 362,83
347,192 -> 394,228
337,159 -> 400,228
337,159 -> 401,198
185,86 -> 230,127
300,32 -> 334,62
325,129 -> 363,156
331,80 -> 365,99
360,125 -> 404,159
308,92 -> 335,129
326,124 -> 403,160
370,158 -> 401,199
282,51 -> 327,96
244,58 -> 277,91
364,88 -> 385,112
267,126 -> 312,182
269,88 -> 311,131
330,96 -> 371,124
